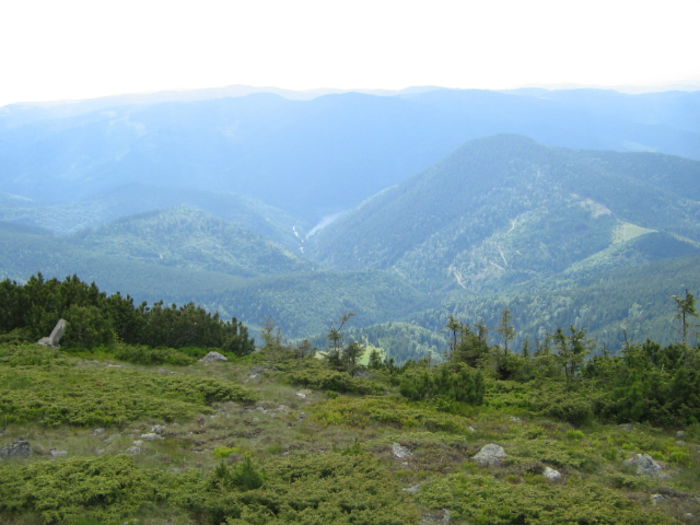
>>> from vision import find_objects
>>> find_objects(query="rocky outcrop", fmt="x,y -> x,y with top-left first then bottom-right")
37,319 -> 67,349
472,443 -> 507,466
0,440 -> 31,459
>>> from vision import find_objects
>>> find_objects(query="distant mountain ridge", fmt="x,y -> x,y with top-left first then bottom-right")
1,88 -> 699,223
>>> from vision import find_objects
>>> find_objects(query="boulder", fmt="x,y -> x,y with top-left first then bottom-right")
392,442 -> 412,459
0,440 -> 31,459
543,466 -> 561,480
50,449 -> 68,458
198,351 -> 228,363
37,319 -> 67,349
472,443 -> 507,466
625,453 -> 664,476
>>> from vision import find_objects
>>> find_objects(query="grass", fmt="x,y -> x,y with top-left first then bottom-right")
1,342 -> 699,524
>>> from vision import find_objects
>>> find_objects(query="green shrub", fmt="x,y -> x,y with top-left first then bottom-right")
399,363 -> 484,404
0,455 -> 174,523
542,396 -> 593,426
211,457 -> 264,491
111,343 -> 195,366
287,367 -> 382,395
312,396 -> 469,434
0,366 -> 254,427
418,471 -> 674,524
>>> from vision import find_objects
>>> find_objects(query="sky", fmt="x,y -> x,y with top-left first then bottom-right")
1,0 -> 699,107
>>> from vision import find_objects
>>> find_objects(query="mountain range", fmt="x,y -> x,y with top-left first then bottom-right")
1,86 -> 699,356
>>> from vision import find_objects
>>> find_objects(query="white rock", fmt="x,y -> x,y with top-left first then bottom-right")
37,319 -> 66,349
49,449 -> 68,458
132,440 -> 144,446
392,442 -> 412,459
151,424 -> 166,434
543,466 -> 561,480
199,351 -> 228,363
140,433 -> 162,441
93,427 -> 106,436
126,446 -> 141,455
472,443 -> 507,466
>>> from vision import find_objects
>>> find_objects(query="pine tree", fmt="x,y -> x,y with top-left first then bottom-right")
673,289 -> 698,345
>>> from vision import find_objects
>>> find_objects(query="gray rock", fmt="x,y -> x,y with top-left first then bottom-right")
676,430 -> 686,439
543,466 -> 561,480
199,351 -> 228,363
296,391 -> 308,399
468,426 -> 477,433
625,453 -> 664,476
126,446 -> 141,455
403,484 -> 421,494
392,442 -> 412,459
0,440 -> 31,459
472,443 -> 507,466
37,318 -> 67,349
50,449 -> 68,458
140,432 -> 162,441
618,423 -> 634,432
510,416 -> 523,423
151,424 -> 166,435
93,427 -> 106,436
132,440 -> 144,446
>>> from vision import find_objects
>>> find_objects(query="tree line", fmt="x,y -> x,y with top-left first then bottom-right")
0,274 -> 254,354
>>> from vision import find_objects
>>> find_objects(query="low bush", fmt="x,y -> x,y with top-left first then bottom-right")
418,471 -> 674,524
312,396 -> 470,434
287,366 -> 383,395
111,343 -> 195,366
0,365 -> 254,427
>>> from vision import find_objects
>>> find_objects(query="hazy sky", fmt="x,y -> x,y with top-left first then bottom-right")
1,0 -> 699,106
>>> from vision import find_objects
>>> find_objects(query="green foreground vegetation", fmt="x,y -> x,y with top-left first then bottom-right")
1,277 -> 699,524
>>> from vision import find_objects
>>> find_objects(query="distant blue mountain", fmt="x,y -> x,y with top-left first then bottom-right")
1,88 -> 698,223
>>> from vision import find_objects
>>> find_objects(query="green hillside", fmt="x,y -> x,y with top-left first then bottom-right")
72,206 -> 310,278
0,223 -> 428,341
308,135 -> 700,294
0,184 -> 304,247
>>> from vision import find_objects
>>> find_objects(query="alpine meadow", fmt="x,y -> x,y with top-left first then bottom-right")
2,85 -> 700,524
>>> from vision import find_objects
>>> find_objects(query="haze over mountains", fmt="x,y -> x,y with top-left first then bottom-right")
2,86 -> 700,356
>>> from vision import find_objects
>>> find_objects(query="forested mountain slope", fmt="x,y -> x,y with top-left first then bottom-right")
308,135 -> 700,294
